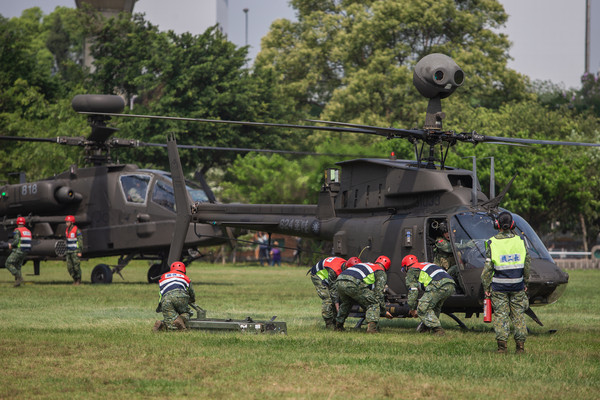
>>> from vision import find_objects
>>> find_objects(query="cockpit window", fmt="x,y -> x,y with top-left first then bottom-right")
185,180 -> 209,203
451,211 -> 552,269
152,180 -> 176,212
120,174 -> 150,204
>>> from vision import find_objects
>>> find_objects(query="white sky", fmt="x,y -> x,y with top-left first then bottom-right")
0,0 -> 589,89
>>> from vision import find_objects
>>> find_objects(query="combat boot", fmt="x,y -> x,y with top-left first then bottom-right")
324,319 -> 335,330
515,341 -> 525,354
431,326 -> 445,336
334,321 -> 345,332
73,279 -> 81,286
173,316 -> 187,331
152,320 -> 165,332
416,322 -> 430,333
13,277 -> 23,287
497,340 -> 507,354
366,321 -> 378,334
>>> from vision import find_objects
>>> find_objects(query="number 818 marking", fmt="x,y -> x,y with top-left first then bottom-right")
21,184 -> 38,196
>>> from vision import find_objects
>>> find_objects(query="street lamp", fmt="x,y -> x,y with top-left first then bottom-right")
243,8 -> 249,46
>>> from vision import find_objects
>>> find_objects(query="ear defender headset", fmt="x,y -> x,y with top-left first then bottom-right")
494,212 -> 515,230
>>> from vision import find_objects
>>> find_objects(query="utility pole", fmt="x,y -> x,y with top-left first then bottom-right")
243,8 -> 249,46
586,0 -> 590,73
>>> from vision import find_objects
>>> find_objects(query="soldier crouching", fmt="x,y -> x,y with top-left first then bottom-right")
153,261 -> 196,331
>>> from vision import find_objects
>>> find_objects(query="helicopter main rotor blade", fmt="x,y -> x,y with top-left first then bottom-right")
138,141 -> 378,157
1,134 -> 378,157
459,132 -> 600,147
166,132 -> 192,266
81,112 -> 600,147
305,119 -> 427,140
0,136 -> 60,143
76,111 -> 380,135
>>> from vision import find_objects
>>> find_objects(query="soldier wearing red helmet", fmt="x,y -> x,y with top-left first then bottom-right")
308,256 -> 361,329
153,261 -> 196,332
335,255 -> 392,333
401,254 -> 455,336
64,215 -> 83,285
4,216 -> 32,287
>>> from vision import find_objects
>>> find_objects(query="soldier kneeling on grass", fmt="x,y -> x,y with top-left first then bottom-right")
153,261 -> 196,332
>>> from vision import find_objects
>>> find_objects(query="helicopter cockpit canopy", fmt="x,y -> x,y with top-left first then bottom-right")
118,170 -> 210,213
120,174 -> 151,204
450,211 -> 553,269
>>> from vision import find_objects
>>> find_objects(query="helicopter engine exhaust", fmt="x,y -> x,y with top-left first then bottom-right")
54,186 -> 81,204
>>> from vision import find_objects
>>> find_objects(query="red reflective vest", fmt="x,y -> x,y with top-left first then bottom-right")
159,271 -> 191,297
15,227 -> 32,252
340,262 -> 385,286
312,257 -> 346,278
65,225 -> 80,252
411,262 -> 453,287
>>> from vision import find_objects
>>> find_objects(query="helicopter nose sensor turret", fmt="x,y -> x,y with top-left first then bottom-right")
413,53 -> 464,99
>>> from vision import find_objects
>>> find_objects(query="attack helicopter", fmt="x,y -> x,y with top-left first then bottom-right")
0,95 -> 237,284
83,54 -> 599,328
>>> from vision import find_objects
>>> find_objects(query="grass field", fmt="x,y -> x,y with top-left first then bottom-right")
1,260 -> 599,399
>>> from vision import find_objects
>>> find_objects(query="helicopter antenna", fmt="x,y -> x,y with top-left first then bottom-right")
480,173 -> 518,211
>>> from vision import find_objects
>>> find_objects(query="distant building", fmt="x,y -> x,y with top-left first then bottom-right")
75,0 -> 136,17
76,0 -> 228,68
586,0 -> 600,74
135,0 -> 228,36
75,0 -> 138,68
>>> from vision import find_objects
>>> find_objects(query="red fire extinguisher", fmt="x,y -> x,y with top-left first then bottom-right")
483,297 -> 492,323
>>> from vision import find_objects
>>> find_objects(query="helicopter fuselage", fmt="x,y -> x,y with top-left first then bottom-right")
1,163 -> 224,280
186,157 -> 568,319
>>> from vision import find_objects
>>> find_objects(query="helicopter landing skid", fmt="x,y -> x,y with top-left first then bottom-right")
525,307 -> 544,327
443,312 -> 469,330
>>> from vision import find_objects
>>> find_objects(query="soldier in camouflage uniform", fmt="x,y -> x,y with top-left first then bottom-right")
4,217 -> 32,287
481,211 -> 530,354
309,256 -> 361,329
433,221 -> 460,283
154,261 -> 196,332
64,215 -> 83,285
402,254 -> 455,336
335,256 -> 392,334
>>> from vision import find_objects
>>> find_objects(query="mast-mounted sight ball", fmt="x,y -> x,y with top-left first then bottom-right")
413,54 -> 464,99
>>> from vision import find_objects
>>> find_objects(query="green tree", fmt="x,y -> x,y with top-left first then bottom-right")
0,8 -> 89,180
573,71 -> 600,117
257,0 -> 532,130
89,14 -> 299,174
444,100 -> 600,249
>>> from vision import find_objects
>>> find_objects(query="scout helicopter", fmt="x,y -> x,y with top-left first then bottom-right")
82,54 -> 598,328
0,95 -> 239,284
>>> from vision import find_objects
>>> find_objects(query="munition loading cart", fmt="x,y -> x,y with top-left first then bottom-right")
188,304 -> 287,334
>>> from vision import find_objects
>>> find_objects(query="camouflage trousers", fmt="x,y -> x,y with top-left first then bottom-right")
418,281 -> 455,329
491,290 -> 528,342
336,279 -> 382,325
311,274 -> 335,322
161,290 -> 192,331
5,250 -> 26,280
65,252 -> 81,281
